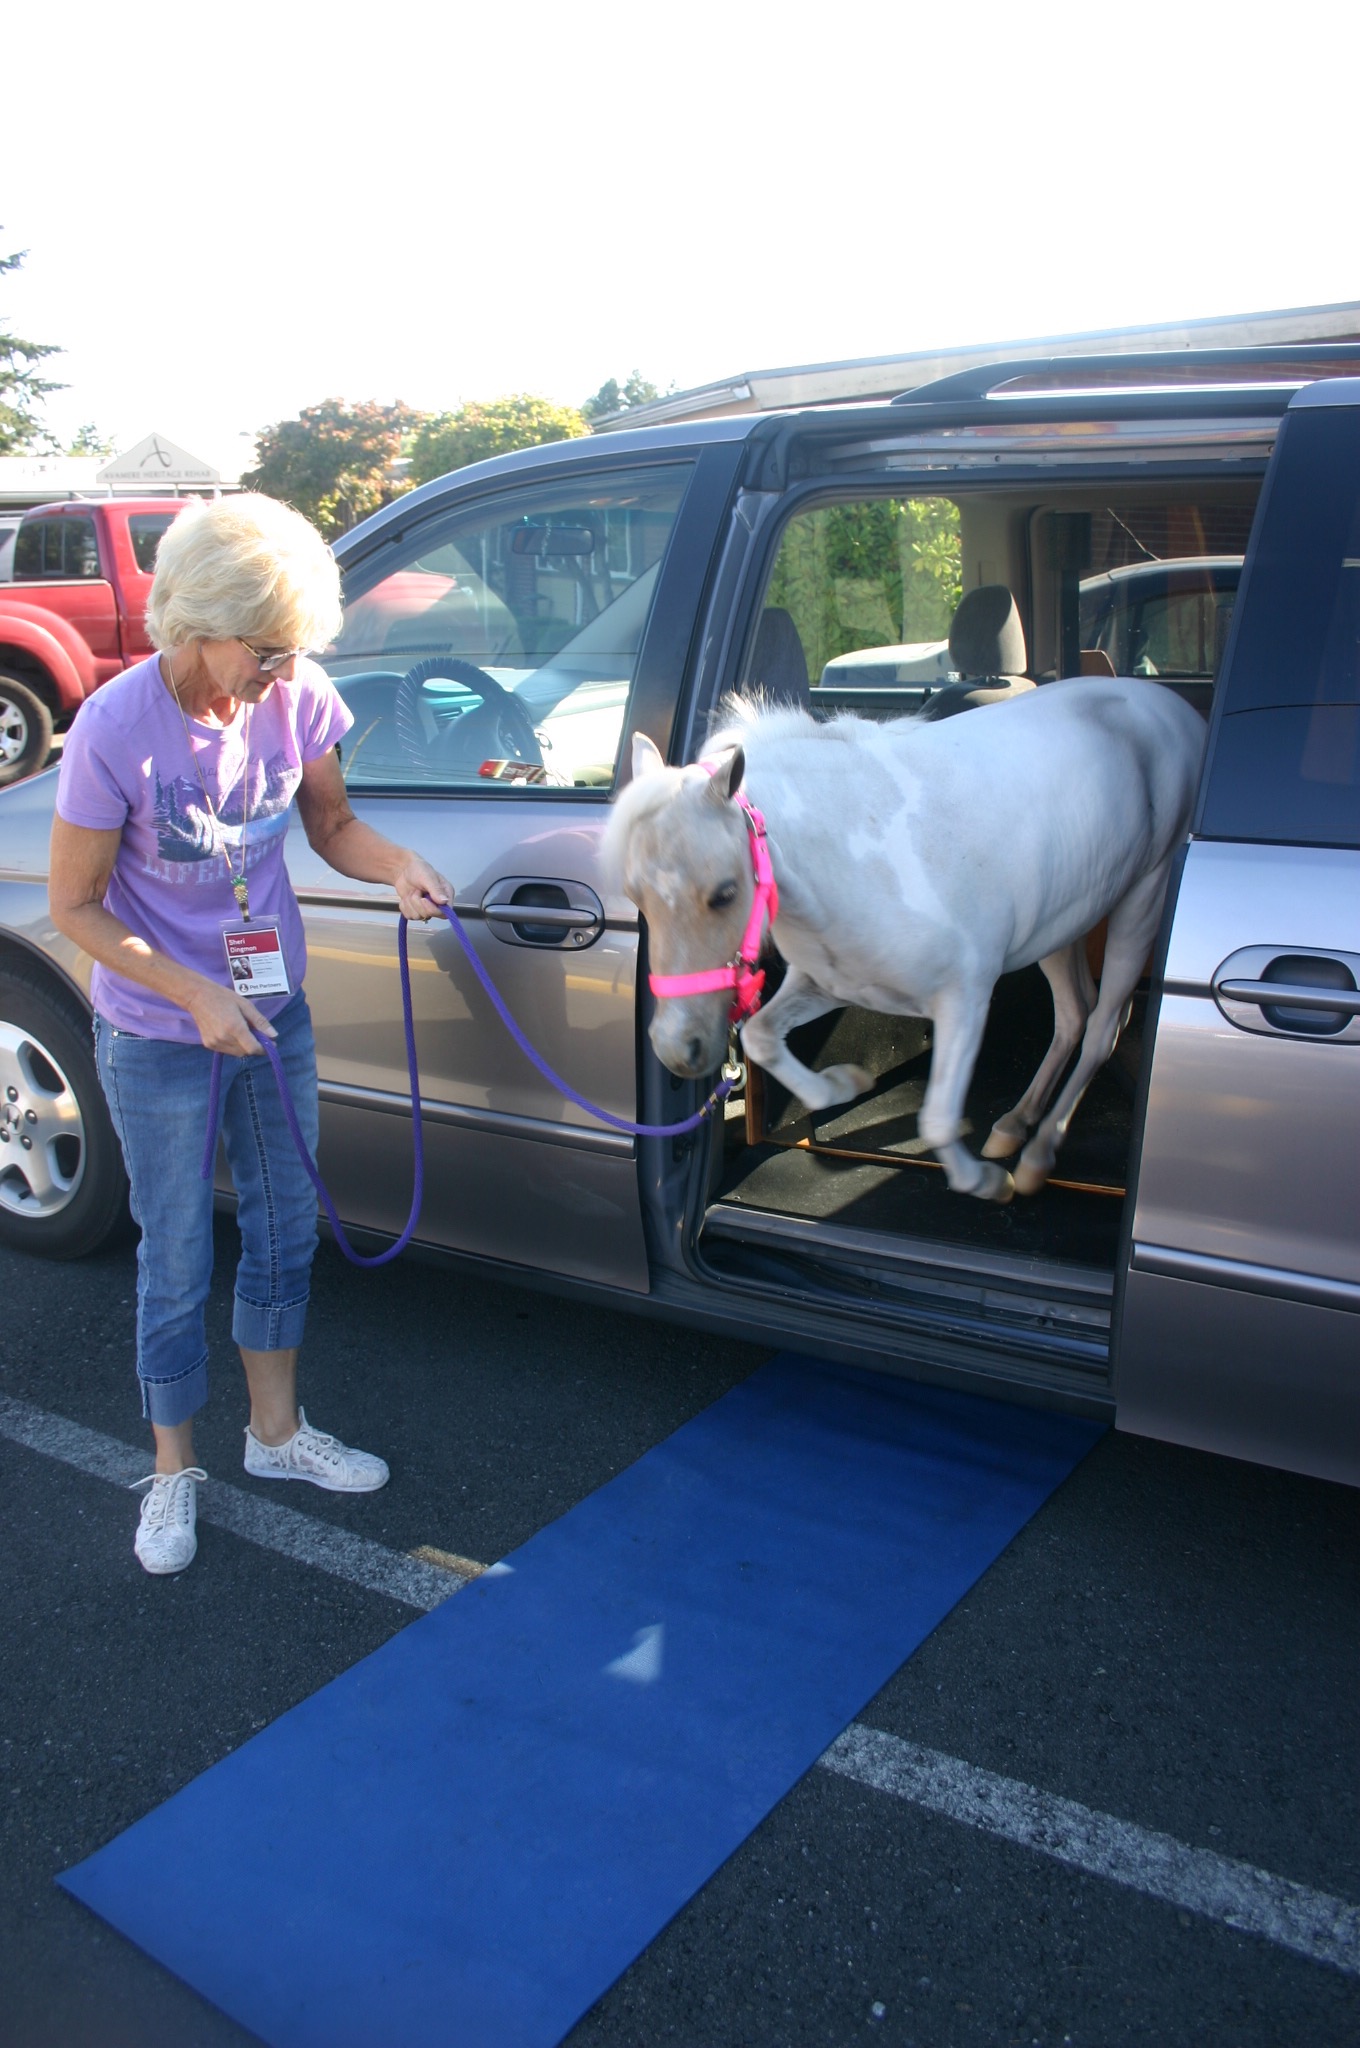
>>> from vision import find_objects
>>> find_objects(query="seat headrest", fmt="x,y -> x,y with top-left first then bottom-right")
749,606 -> 810,710
948,585 -> 1027,680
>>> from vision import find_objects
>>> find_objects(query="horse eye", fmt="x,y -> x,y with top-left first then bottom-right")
708,880 -> 738,911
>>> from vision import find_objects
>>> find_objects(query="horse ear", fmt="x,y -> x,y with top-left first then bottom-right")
630,731 -> 666,780
708,746 -> 745,801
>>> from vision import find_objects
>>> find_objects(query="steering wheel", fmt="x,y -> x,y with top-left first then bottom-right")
395,657 -> 542,770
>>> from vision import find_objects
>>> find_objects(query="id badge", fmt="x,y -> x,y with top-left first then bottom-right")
222,919 -> 292,999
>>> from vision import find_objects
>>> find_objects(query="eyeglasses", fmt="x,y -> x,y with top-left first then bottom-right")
238,636 -> 303,674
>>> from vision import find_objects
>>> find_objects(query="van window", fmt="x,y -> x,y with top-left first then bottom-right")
323,464 -> 692,793
1033,502 -> 1256,685
1200,406 -> 1360,849
1079,569 -> 1240,680
752,497 -> 962,695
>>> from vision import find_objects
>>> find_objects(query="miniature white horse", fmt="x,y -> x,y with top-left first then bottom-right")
603,677 -> 1205,1201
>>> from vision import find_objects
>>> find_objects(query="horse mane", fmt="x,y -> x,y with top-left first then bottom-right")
710,691 -> 909,757
706,692 -> 817,754
605,692 -> 884,890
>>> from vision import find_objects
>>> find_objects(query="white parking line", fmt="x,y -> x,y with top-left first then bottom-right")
820,1725 -> 1360,1978
0,1392 -> 473,1611
4,1391 -> 1355,1976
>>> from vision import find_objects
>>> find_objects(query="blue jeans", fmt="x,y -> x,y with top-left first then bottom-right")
95,991 -> 320,1427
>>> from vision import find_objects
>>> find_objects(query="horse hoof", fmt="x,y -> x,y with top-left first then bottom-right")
819,1062 -> 874,1106
982,1124 -> 1024,1160
1013,1158 -> 1050,1197
976,1162 -> 1015,1204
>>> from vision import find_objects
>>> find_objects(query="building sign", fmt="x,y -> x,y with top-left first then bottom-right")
97,434 -> 220,486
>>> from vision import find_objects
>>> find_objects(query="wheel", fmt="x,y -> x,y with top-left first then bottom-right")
0,676 -> 56,787
395,658 -> 542,771
0,963 -> 130,1258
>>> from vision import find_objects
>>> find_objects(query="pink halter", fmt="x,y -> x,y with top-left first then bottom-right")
647,768 -> 779,1025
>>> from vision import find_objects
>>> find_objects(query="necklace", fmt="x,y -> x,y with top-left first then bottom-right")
168,656 -> 254,919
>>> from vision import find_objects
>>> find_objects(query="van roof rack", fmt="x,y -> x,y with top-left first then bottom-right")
891,344 -> 1360,406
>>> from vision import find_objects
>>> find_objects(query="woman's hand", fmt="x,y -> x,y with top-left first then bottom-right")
392,852 -> 455,922
49,820 -> 279,1052
184,977 -> 278,1056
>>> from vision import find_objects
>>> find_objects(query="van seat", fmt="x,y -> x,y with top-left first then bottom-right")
919,585 -> 1036,721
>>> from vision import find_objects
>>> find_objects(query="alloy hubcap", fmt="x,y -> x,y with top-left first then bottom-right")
0,1026 -> 86,1218
0,696 -> 31,766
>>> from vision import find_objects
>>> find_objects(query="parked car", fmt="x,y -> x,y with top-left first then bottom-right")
0,515 -> 20,581
0,497 -> 185,783
1,347 -> 1355,1486
1078,553 -> 1243,704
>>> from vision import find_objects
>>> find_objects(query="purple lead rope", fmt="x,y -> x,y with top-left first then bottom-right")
200,917 -> 427,1268
432,903 -> 737,1137
200,905 -> 737,1268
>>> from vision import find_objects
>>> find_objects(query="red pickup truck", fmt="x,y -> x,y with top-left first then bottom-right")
0,498 -> 185,785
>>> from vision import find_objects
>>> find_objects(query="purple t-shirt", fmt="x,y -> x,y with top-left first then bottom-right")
56,653 -> 353,1042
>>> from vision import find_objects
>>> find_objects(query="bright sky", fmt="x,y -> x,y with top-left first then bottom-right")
5,0 -> 1356,475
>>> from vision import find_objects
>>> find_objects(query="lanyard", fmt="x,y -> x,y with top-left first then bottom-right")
170,664 -> 254,919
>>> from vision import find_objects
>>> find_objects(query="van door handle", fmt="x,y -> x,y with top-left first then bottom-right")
483,904 -> 597,930
1211,948 -> 1360,1040
1215,979 -> 1360,1016
480,877 -> 605,949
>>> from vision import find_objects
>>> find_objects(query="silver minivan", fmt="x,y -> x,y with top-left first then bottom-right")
0,352 -> 1355,1485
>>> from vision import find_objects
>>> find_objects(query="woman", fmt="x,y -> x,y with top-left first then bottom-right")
49,493 -> 453,1575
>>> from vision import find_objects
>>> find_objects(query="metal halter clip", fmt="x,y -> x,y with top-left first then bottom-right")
721,1026 -> 745,1088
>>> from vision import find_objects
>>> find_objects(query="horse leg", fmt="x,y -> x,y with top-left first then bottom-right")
981,943 -> 1096,1160
1014,864 -> 1169,1195
740,966 -> 873,1113
919,983 -> 1014,1202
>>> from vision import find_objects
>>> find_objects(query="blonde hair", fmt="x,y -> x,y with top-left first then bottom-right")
147,493 -> 343,653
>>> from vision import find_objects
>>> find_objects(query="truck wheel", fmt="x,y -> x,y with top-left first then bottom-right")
0,962 -> 130,1259
0,676 -> 56,787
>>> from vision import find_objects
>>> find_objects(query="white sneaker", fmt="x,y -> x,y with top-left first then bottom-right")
133,1468 -> 206,1575
243,1408 -> 389,1493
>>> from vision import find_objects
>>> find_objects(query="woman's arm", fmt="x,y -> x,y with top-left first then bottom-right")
295,748 -> 454,918
47,816 -> 278,1056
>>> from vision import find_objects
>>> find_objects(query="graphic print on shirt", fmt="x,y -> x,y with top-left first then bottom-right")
151,748 -> 297,877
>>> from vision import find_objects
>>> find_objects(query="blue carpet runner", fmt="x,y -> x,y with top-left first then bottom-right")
61,1354 -> 1101,2047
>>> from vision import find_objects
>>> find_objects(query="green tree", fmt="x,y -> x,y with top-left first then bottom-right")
0,242 -> 65,456
67,422 -> 115,456
242,399 -> 420,540
408,395 -> 587,485
581,371 -> 661,425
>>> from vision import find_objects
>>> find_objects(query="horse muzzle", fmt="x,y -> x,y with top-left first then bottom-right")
647,994 -> 734,1081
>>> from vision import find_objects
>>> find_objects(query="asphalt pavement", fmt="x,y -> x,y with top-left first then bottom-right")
1,1220 -> 1356,2048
